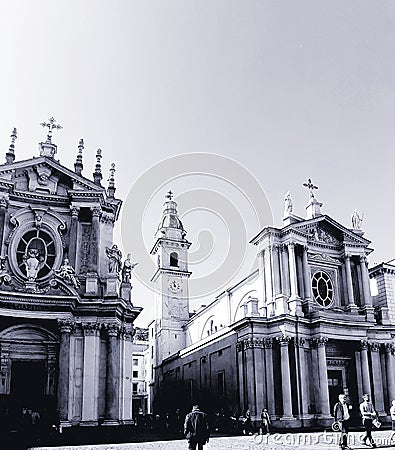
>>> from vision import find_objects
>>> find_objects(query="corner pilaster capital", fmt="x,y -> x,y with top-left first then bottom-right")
360,339 -> 369,351
70,206 -> 80,217
277,335 -> 292,346
57,319 -> 75,334
91,206 -> 102,218
264,337 -> 273,349
81,322 -> 100,336
369,342 -> 381,352
104,323 -> 121,338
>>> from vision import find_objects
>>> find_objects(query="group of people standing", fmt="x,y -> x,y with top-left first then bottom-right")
334,393 -> 395,449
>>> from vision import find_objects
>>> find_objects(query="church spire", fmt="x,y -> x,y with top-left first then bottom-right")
107,163 -> 116,198
155,190 -> 186,240
6,127 -> 17,164
74,138 -> 84,176
93,148 -> 102,185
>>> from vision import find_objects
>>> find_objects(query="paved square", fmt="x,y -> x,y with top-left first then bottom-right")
29,430 -> 395,450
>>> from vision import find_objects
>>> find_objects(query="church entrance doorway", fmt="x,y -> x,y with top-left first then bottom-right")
10,360 -> 46,410
328,369 -> 343,412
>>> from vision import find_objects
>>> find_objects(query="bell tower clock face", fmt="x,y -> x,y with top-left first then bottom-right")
168,278 -> 181,293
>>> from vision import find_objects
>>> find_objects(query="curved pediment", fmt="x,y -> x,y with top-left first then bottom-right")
0,324 -> 58,341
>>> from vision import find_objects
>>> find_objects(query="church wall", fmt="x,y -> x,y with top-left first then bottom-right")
157,332 -> 238,416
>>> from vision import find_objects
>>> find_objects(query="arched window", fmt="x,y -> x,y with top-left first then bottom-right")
170,252 -> 178,267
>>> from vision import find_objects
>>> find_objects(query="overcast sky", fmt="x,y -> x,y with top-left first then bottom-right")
0,1 -> 394,325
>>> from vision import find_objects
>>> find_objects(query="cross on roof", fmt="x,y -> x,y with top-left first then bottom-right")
166,190 -> 174,201
303,178 -> 318,198
40,117 -> 63,143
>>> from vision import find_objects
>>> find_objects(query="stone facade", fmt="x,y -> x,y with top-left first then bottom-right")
150,186 -> 395,429
0,126 -> 142,429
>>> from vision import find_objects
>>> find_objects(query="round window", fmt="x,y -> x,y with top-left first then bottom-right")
16,229 -> 56,280
311,271 -> 334,307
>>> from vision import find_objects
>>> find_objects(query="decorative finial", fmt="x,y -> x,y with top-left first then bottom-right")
107,163 -> 116,198
351,209 -> 364,230
40,117 -> 62,143
93,148 -> 102,185
6,127 -> 17,164
166,190 -> 174,201
303,178 -> 318,198
74,138 -> 84,176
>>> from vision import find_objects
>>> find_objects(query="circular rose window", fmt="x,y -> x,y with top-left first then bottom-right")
311,271 -> 334,307
16,229 -> 56,280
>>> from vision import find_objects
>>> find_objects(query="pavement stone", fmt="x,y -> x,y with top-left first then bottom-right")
29,430 -> 395,450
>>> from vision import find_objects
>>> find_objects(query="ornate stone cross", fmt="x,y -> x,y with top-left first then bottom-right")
40,117 -> 63,143
303,178 -> 318,198
166,190 -> 174,201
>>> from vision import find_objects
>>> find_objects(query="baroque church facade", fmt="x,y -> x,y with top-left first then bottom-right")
0,122 -> 141,428
149,184 -> 395,429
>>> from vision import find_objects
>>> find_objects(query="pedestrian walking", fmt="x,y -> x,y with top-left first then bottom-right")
243,409 -> 252,435
260,408 -> 271,435
333,394 -> 351,449
390,400 -> 395,429
184,405 -> 210,450
359,394 -> 377,448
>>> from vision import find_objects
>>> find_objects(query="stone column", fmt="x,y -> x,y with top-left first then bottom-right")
0,196 -> 8,249
295,337 -> 309,418
278,336 -> 293,418
120,328 -> 134,424
370,343 -> 384,413
302,246 -> 311,302
315,338 -> 330,416
253,339 -> 265,416
236,341 -> 246,414
90,206 -> 101,273
272,245 -> 281,296
81,322 -> 100,424
57,320 -> 74,422
344,255 -> 356,307
385,344 -> 395,402
244,339 -> 257,416
68,206 -> 79,267
288,243 -> 298,299
257,251 -> 267,317
273,245 -> 287,314
105,324 -> 121,424
288,243 -> 302,315
280,245 -> 290,297
360,256 -> 373,307
360,340 -> 371,397
264,338 -> 275,416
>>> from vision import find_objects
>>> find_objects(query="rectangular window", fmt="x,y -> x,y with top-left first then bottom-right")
218,371 -> 225,397
132,383 -> 138,394
133,370 -> 138,378
133,358 -> 138,366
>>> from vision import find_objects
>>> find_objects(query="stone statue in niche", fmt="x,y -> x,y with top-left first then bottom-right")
121,253 -> 138,283
106,244 -> 123,275
351,209 -> 363,230
23,248 -> 44,281
54,258 -> 80,289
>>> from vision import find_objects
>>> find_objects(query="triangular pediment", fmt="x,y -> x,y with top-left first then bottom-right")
0,156 -> 105,196
288,215 -> 371,246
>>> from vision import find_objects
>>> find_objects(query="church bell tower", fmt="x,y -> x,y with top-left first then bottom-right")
150,191 -> 191,363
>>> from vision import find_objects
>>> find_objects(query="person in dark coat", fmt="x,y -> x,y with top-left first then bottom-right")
184,405 -> 210,450
333,394 -> 352,449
